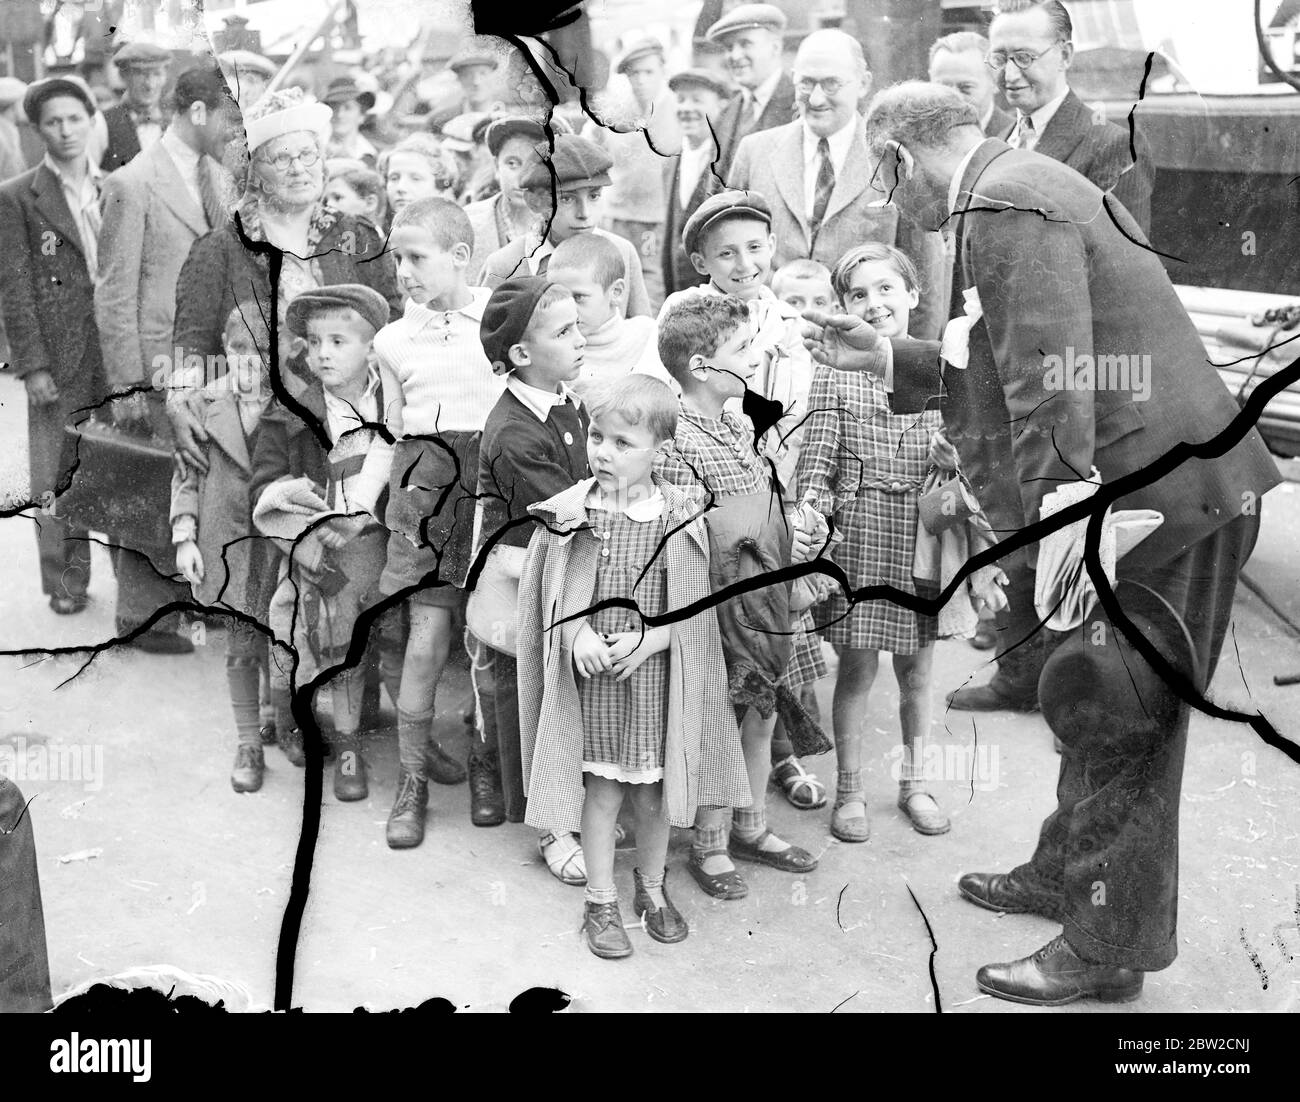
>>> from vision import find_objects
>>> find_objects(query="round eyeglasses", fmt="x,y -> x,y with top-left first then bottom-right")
257,147 -> 322,170
985,42 -> 1065,71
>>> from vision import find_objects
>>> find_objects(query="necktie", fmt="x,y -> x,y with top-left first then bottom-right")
1011,114 -> 1036,151
197,156 -> 226,231
810,137 -> 834,243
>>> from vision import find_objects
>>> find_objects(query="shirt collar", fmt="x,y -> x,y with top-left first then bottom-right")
948,137 -> 991,216
160,126 -> 200,169
323,366 -> 380,417
42,151 -> 102,186
748,67 -> 784,113
584,484 -> 665,521
507,374 -> 580,422
802,114 -> 858,166
1021,86 -> 1070,136
405,286 -> 489,326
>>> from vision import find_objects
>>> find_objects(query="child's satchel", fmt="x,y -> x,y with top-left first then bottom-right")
917,464 -> 980,535
465,544 -> 523,656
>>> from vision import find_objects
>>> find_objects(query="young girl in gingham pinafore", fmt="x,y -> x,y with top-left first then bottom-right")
795,243 -> 950,843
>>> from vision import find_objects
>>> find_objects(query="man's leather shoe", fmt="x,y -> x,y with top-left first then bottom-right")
583,901 -> 633,959
958,870 -> 1063,920
468,750 -> 505,826
128,628 -> 195,655
386,768 -> 428,849
976,934 -> 1144,1006
945,681 -> 1038,712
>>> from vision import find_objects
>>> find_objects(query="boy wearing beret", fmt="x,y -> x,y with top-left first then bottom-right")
478,134 -> 652,318
250,284 -> 401,804
468,276 -> 591,885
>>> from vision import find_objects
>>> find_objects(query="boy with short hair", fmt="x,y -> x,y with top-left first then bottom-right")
479,133 -> 651,318
372,196 -> 506,849
654,294 -> 829,903
250,284 -> 401,803
469,276 -> 592,884
546,233 -> 667,397
772,258 -> 834,315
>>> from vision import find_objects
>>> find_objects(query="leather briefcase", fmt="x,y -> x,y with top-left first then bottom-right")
60,418 -> 174,552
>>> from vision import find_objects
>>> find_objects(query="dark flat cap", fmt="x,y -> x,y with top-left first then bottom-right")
705,3 -> 788,42
480,277 -> 554,371
668,68 -> 733,99
614,34 -> 665,75
23,77 -> 96,124
322,77 -> 376,111
683,188 -> 773,256
484,114 -> 573,157
520,133 -> 612,191
286,284 -> 390,338
113,41 -> 172,68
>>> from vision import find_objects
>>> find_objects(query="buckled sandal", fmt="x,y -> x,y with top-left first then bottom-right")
830,797 -> 870,843
538,831 -> 587,886
729,829 -> 818,873
898,790 -> 951,836
686,848 -> 749,900
771,755 -> 827,810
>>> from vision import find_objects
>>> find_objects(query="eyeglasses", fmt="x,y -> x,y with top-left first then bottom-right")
257,147 -> 321,170
986,42 -> 1065,71
795,77 -> 848,97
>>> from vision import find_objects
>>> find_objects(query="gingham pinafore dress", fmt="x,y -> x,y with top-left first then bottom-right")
577,506 -> 670,784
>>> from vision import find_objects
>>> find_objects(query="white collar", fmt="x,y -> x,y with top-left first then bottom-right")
160,126 -> 200,169
1019,86 -> 1070,136
507,374 -> 580,422
584,483 -> 665,521
802,114 -> 858,166
323,366 -> 380,417
406,286 -> 489,325
42,150 -> 102,186
948,137 -> 991,216
747,67 -> 784,113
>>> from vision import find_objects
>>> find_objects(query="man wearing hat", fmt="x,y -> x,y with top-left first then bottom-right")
217,50 -> 277,111
102,40 -> 173,171
0,77 -> 107,614
0,77 -> 29,183
705,3 -> 796,177
94,62 -> 241,653
429,40 -> 503,132
323,76 -> 378,166
660,68 -> 731,297
479,133 -> 651,318
810,80 -> 1282,1004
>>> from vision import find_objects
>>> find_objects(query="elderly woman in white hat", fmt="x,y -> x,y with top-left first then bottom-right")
169,87 -> 401,478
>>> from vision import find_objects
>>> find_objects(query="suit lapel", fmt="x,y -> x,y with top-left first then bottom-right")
822,120 -> 873,225
951,139 -> 1012,314
771,123 -> 809,235
1032,90 -> 1089,164
31,164 -> 84,258
149,141 -> 208,236
205,397 -> 252,472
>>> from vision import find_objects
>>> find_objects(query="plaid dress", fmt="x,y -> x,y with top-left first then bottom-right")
578,506 -> 670,783
796,366 -> 940,654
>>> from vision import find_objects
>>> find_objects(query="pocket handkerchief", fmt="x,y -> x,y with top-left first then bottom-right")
939,286 -> 983,370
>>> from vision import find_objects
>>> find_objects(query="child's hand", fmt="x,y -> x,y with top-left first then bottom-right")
175,540 -> 204,586
295,530 -> 327,574
605,626 -> 671,682
929,430 -> 960,471
970,564 -> 1010,615
325,514 -> 368,545
572,622 -> 613,678
316,525 -> 349,550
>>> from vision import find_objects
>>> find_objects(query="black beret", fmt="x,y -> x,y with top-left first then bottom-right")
480,277 -> 554,371
519,134 -> 612,191
285,284 -> 390,337
682,188 -> 773,256
23,77 -> 96,124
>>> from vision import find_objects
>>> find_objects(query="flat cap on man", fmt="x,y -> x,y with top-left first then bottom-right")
682,188 -> 772,256
285,284 -> 390,338
614,34 -> 665,75
438,111 -> 492,152
667,68 -> 733,99
449,45 -> 499,73
112,41 -> 172,68
0,77 -> 27,109
705,3 -> 788,42
519,133 -> 612,191
322,77 -> 376,111
480,277 -> 555,371
22,77 -> 96,124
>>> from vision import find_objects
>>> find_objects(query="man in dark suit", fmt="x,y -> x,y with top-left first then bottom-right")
0,78 -> 108,614
660,68 -> 731,297
100,40 -> 171,172
929,31 -> 1013,137
988,0 -> 1153,235
808,81 -> 1280,1004
705,3 -> 796,177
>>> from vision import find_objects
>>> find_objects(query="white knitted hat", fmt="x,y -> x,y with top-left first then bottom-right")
244,87 -> 332,154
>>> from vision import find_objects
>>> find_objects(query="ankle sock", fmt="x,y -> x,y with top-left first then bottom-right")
396,706 -> 433,774
693,821 -> 728,856
731,805 -> 765,843
585,884 -> 618,906
836,768 -> 865,802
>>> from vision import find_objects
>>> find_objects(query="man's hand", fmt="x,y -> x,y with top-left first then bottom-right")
929,429 -> 959,471
801,309 -> 885,371
167,390 -> 211,476
606,625 -> 671,682
24,370 -> 59,406
176,540 -> 204,586
572,622 -> 613,679
970,564 -> 1010,616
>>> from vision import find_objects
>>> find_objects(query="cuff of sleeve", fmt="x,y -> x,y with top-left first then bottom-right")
172,516 -> 198,545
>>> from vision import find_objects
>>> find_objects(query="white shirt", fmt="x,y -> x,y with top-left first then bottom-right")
1012,86 -> 1070,150
42,152 -> 104,277
677,135 -> 715,209
802,115 -> 857,217
160,126 -> 203,210
745,67 -> 784,123
506,375 -> 581,423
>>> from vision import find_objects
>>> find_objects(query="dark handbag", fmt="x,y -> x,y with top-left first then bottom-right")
59,417 -> 174,552
917,466 -> 980,536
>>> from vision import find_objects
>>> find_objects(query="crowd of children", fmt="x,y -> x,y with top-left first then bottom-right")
170,141 -> 995,959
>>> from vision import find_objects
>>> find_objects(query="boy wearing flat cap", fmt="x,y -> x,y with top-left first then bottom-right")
250,284 -> 402,805
479,133 -> 652,318
464,115 -> 555,280
469,276 -> 591,883
103,40 -> 172,170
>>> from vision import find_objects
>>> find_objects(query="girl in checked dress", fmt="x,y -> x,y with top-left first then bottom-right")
796,243 -> 950,843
